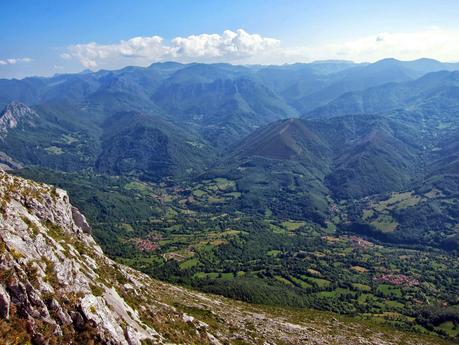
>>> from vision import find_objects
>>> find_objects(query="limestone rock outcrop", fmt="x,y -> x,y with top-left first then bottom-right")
0,102 -> 37,137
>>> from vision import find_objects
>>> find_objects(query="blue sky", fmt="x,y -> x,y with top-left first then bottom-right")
2,0 -> 459,78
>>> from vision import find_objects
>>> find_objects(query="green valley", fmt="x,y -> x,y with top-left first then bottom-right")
16,167 -> 459,340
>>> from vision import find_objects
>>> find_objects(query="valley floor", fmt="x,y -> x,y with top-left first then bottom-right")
1,169 -> 455,344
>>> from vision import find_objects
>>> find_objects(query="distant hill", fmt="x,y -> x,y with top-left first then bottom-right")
95,111 -> 214,179
289,58 -> 459,113
213,114 -> 422,203
307,70 -> 459,118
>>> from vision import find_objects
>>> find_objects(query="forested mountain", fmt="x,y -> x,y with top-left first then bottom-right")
95,111 -> 215,179
308,70 -> 459,118
207,114 -> 428,226
0,58 -> 456,169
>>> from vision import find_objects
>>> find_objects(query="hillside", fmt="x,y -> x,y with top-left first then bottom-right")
308,70 -> 459,118
210,115 -> 423,217
0,102 -> 214,180
95,111 -> 215,180
2,170 -> 454,344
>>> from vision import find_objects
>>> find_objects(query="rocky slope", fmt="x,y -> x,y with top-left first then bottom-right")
0,170 -> 452,344
0,102 -> 37,137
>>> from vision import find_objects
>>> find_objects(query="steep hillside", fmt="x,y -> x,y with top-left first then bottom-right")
232,118 -> 329,161
321,115 -> 423,199
0,101 -> 100,172
95,111 -> 215,180
152,64 -> 298,147
344,126 -> 459,250
1,170 -> 452,344
0,101 -> 38,137
211,115 -> 424,216
0,102 -> 216,181
207,118 -> 332,222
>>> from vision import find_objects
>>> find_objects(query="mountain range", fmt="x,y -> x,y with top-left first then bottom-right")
1,58 -> 459,248
1,58 -> 459,341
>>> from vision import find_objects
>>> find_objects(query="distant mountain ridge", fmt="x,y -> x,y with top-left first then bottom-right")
0,58 -> 457,182
307,69 -> 459,118
1,58 -> 457,135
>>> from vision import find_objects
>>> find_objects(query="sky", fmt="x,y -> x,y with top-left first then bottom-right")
2,0 -> 459,78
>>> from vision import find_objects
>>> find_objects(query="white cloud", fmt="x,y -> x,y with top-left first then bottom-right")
63,29 -> 280,69
0,57 -> 33,66
66,35 -> 166,68
60,53 -> 72,60
61,27 -> 459,70
170,29 -> 280,61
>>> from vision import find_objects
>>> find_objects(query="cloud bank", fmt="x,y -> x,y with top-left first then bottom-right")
62,27 -> 459,70
64,29 -> 280,69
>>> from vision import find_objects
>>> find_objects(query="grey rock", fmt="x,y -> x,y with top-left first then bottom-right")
71,206 -> 92,234
32,332 -> 48,345
0,170 -> 165,344
0,285 -> 11,319
0,101 -> 38,137
70,310 -> 85,330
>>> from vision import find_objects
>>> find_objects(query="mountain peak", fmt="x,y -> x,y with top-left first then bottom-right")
233,118 -> 324,160
2,101 -> 35,114
373,58 -> 401,65
412,57 -> 441,63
